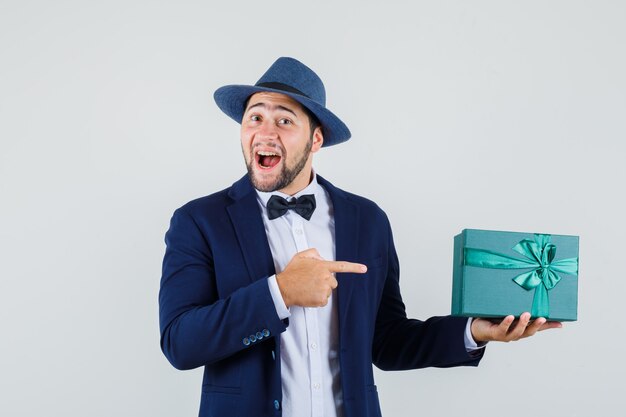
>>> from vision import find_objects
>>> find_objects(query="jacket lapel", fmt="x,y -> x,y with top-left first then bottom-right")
317,175 -> 360,326
226,175 -> 276,283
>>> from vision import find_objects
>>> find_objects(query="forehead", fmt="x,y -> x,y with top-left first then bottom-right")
245,92 -> 306,114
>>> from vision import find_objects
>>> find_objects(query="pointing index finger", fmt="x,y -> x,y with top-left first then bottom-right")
325,261 -> 367,274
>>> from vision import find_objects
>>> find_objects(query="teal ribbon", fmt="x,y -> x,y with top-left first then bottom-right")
464,234 -> 578,318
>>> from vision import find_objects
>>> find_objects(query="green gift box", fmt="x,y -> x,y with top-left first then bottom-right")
451,229 -> 579,321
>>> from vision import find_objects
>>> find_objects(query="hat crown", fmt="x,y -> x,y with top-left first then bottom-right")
255,57 -> 326,106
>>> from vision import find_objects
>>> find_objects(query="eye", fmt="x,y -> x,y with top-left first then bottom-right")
278,118 -> 293,125
249,115 -> 261,122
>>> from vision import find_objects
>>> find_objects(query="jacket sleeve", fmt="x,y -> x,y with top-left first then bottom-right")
158,207 -> 288,370
371,218 -> 484,371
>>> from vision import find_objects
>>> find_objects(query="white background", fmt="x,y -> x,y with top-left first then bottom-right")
1,1 -> 624,416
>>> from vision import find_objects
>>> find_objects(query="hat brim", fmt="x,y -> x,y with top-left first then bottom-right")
214,85 -> 351,147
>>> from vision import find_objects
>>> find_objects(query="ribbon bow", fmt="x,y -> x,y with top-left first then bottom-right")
464,234 -> 578,317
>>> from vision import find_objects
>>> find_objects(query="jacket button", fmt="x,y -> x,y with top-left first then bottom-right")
274,400 -> 280,410
256,331 -> 263,340
263,329 -> 270,337
242,337 -> 250,346
249,334 -> 257,343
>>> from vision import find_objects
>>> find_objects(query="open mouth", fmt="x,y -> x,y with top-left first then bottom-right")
256,151 -> 282,170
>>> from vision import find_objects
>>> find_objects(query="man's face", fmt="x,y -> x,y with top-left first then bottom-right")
241,92 -> 323,193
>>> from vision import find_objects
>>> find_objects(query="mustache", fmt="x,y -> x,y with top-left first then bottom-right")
251,141 -> 285,155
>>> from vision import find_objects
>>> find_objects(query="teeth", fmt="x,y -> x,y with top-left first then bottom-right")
257,151 -> 279,156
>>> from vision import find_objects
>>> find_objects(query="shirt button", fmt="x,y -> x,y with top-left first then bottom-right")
313,382 -> 321,390
274,400 -> 280,410
295,229 -> 303,235
310,342 -> 317,350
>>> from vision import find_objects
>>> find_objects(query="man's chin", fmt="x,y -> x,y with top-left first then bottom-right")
252,183 -> 279,193
248,171 -> 283,193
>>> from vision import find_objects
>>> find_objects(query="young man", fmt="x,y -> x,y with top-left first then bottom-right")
159,57 -> 559,417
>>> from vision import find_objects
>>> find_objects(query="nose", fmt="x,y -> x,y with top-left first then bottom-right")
255,120 -> 279,141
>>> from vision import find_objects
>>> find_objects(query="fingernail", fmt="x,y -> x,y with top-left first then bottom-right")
361,265 -> 367,272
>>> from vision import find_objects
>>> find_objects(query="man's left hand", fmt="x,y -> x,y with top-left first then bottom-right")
471,312 -> 563,343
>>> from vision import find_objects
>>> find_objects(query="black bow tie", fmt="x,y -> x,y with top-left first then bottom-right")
267,194 -> 316,221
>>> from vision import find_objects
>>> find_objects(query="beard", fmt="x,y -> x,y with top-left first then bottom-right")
245,137 -> 313,193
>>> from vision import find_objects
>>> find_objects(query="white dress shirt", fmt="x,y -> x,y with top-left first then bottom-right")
257,175 -> 341,417
256,173 -> 483,417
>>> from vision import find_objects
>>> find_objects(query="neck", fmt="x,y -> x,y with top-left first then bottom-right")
278,167 -> 314,196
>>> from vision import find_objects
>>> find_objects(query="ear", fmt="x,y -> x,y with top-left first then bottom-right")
310,127 -> 324,153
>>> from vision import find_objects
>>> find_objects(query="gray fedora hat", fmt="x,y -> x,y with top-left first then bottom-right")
213,57 -> 351,147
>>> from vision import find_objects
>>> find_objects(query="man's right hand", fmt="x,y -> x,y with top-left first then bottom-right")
276,248 -> 367,307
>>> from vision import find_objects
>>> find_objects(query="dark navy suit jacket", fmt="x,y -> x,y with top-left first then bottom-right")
159,174 -> 483,417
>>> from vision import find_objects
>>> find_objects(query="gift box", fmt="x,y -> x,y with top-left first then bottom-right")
451,229 -> 579,321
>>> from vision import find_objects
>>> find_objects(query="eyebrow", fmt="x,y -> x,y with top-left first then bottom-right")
245,102 -> 298,117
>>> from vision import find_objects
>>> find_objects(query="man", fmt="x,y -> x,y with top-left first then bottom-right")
159,57 -> 560,417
